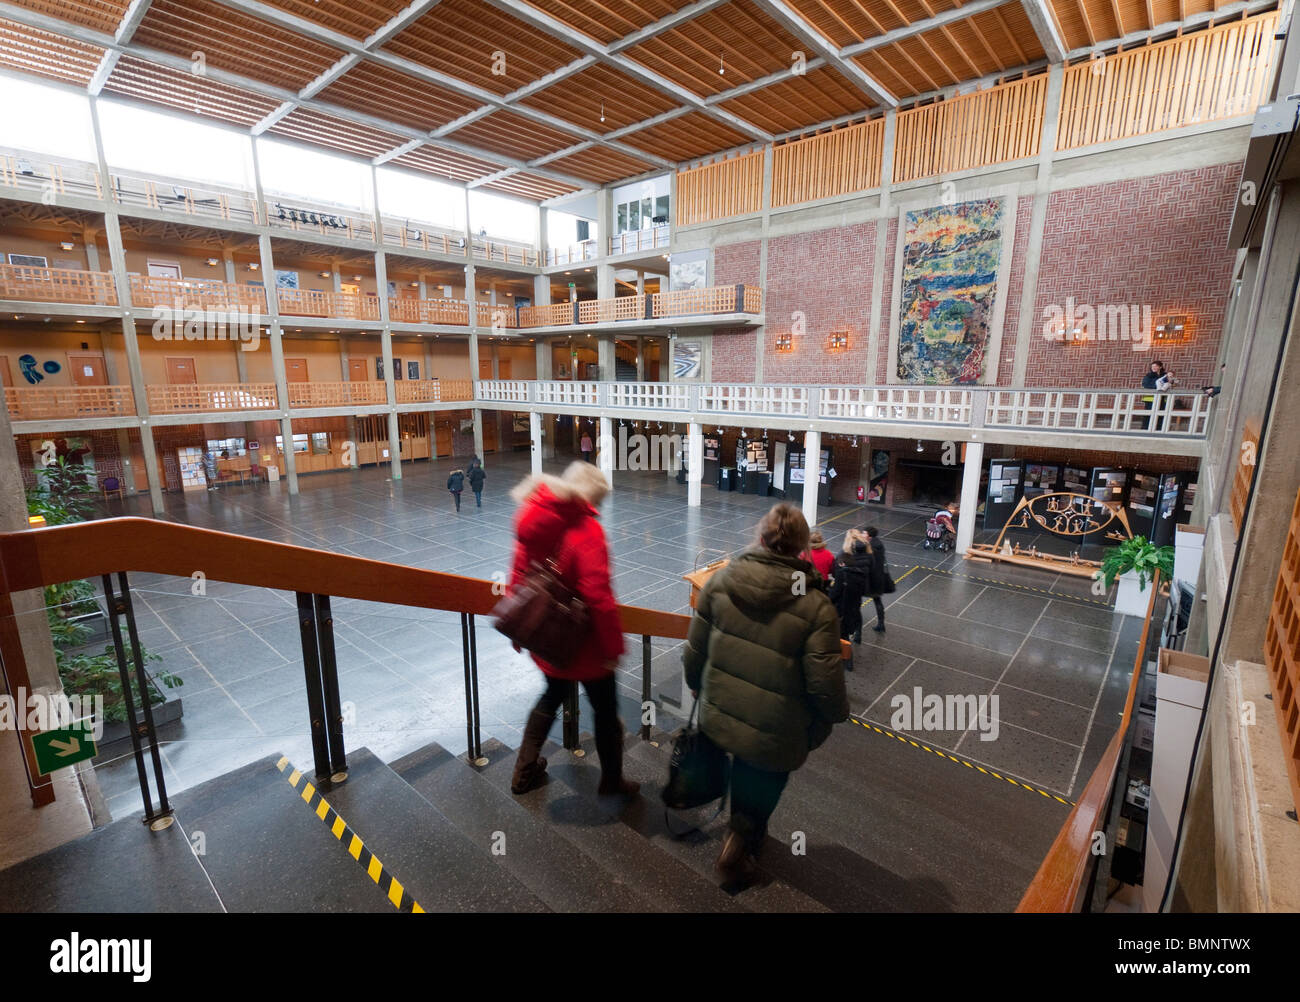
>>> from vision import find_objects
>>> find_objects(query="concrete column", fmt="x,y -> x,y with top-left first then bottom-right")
258,233 -> 298,493
529,410 -> 542,476
472,409 -> 484,459
598,336 -> 615,381
688,421 -> 703,507
83,228 -> 101,270
956,441 -> 984,555
636,270 -> 644,294
375,249 -> 401,480
598,415 -> 614,488
223,250 -> 236,286
801,428 -> 821,528
866,108 -> 897,385
596,264 -> 615,300
635,335 -> 645,380
535,337 -> 551,379
533,273 -> 550,305
538,206 -> 549,264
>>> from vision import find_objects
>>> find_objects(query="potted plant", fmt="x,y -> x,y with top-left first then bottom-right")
1101,537 -> 1174,617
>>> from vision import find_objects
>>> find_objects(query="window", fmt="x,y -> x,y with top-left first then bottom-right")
275,434 -> 310,454
99,99 -> 254,188
207,438 -> 246,457
310,433 -> 330,455
7,254 -> 48,268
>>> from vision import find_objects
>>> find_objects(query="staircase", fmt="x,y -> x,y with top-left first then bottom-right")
0,712 -> 1061,912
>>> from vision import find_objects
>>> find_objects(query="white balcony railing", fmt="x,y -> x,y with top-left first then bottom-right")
474,380 -> 1213,441
547,241 -> 598,266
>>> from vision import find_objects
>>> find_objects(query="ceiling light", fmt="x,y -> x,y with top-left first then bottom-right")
599,100 -> 606,124
718,51 -> 725,75
319,271 -> 330,278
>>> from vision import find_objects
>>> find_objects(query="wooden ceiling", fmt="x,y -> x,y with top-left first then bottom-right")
0,0 -> 1266,201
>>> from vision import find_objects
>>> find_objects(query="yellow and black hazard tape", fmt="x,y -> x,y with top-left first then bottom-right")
276,757 -> 425,913
847,716 -> 1075,808
908,564 -> 1112,607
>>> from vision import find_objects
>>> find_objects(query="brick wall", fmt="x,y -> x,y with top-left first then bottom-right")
876,216 -> 897,382
1026,162 -> 1239,388
17,429 -> 125,492
710,326 -> 757,381
996,194 -> 1037,383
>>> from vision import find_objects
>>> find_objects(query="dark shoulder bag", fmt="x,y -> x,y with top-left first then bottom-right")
662,697 -> 729,813
492,539 -> 589,669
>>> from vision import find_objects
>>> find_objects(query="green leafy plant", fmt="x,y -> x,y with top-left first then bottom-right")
26,456 -> 95,525
1101,537 -> 1174,591
56,643 -> 182,724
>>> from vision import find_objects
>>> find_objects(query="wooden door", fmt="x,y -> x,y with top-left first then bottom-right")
482,417 -> 498,454
284,358 -> 309,382
165,356 -> 197,384
478,358 -> 492,379
434,422 -> 453,457
498,359 -> 511,379
67,353 -> 107,386
347,358 -> 368,382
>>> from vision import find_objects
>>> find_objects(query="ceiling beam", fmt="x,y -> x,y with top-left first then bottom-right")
840,0 -> 1009,57
1020,0 -> 1067,61
1062,0 -> 1280,58
88,0 -> 154,94
607,0 -> 736,53
749,0 -> 896,107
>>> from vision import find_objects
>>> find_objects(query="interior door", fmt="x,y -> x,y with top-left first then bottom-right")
434,422 -> 453,457
347,358 -> 368,382
498,359 -> 511,379
67,353 -> 107,386
478,358 -> 492,379
284,357 -> 309,382
482,416 -> 498,454
147,261 -> 182,279
165,356 -> 197,384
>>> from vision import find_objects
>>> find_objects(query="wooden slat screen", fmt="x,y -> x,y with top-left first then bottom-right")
675,151 -> 764,227
1231,418 -> 1260,533
1264,488 -> 1300,828
1056,12 -> 1279,151
771,118 -> 885,208
893,75 -> 1048,184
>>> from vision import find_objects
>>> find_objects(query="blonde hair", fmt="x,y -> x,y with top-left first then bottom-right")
757,503 -> 809,558
510,461 -> 610,507
842,529 -> 873,555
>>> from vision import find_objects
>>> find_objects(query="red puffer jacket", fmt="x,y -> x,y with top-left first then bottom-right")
509,483 -> 624,681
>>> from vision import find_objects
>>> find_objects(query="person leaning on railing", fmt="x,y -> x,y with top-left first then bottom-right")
682,502 -> 849,882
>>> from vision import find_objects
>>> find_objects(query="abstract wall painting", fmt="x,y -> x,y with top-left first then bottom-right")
894,196 -> 1011,385
673,341 -> 702,379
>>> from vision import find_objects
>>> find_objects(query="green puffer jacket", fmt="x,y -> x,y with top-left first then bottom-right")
682,549 -> 849,772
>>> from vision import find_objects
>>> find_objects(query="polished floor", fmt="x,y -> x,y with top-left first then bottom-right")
84,451 -> 1134,832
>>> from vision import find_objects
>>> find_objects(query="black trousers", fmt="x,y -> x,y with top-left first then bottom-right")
451,490 -> 461,510
473,489 -> 482,506
870,595 -> 885,626
728,757 -> 790,853
531,673 -> 622,770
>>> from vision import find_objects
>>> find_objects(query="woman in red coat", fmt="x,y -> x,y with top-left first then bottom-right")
508,461 -> 637,798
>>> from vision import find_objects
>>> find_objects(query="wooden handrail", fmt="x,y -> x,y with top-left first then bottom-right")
0,518 -> 690,640
1017,571 -> 1160,912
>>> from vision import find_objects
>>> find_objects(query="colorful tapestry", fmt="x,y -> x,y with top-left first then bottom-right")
897,198 -> 1004,384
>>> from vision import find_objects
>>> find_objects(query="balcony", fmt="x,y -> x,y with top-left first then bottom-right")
515,285 -> 762,330
470,235 -> 540,267
547,240 -> 598,266
395,379 -> 473,403
0,263 -> 117,306
6,385 -> 134,422
277,288 -> 381,322
110,170 -> 261,226
148,383 -> 278,414
608,225 -> 670,256
266,198 -> 376,242
287,381 -> 388,408
474,380 -> 1213,447
380,216 -> 466,256
0,147 -> 103,202
388,297 -> 470,325
130,275 -> 267,312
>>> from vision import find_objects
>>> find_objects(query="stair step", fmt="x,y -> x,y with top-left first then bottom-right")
389,740 -> 655,912
477,737 -> 746,913
617,737 -> 830,912
317,748 -> 546,913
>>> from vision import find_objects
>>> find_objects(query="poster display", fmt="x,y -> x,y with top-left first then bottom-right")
868,449 -> 889,504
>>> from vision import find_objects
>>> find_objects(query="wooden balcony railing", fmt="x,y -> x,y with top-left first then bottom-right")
518,301 -> 577,328
548,240 -> 599,265
110,171 -> 261,226
287,381 -> 389,408
6,385 -> 135,421
394,379 -> 474,403
772,118 -> 885,208
893,74 -> 1048,184
266,199 -> 376,241
579,295 -> 645,324
608,226 -> 670,256
130,275 -> 267,312
277,288 -> 382,321
0,264 -> 118,306
0,147 -> 103,201
147,383 -> 278,414
676,151 -> 764,226
379,217 -> 466,255
476,302 -> 519,329
653,285 -> 760,318
1230,418 -> 1261,532
1264,487 -> 1300,824
388,297 -> 470,325
471,237 -> 540,267
1056,11 -> 1278,151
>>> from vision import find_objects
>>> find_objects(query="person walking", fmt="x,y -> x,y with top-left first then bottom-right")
447,467 -> 465,511
864,526 -> 888,633
799,530 -> 836,588
683,503 -> 848,881
468,462 -> 485,508
202,448 -> 219,491
580,430 -> 594,464
828,529 -> 878,652
508,461 -> 637,799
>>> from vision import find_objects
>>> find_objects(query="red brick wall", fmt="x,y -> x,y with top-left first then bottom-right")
996,194 -> 1037,383
877,217 -> 897,382
713,240 -> 760,287
762,221 -> 876,384
1025,162 -> 1239,388
711,326 -> 756,381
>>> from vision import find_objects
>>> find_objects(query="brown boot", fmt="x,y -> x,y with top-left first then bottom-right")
715,830 -> 753,879
511,709 -> 553,794
594,719 -> 640,798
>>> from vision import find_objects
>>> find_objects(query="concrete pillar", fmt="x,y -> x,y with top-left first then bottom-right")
258,233 -> 298,494
598,336 -> 615,382
596,264 -> 615,300
636,269 -> 644,294
688,421 -> 703,507
533,273 -> 550,306
472,408 -> 484,459
530,410 -> 542,476
375,249 -> 401,480
82,227 -> 101,270
635,335 -> 645,380
801,428 -> 821,528
598,415 -> 614,488
956,441 -> 984,555
223,250 -> 236,286
535,337 -> 551,379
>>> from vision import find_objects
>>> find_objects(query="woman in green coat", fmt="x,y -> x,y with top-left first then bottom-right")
683,502 -> 850,880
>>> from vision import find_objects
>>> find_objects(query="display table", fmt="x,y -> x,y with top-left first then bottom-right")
683,560 -> 852,660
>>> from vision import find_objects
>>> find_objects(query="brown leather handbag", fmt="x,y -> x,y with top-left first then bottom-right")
491,551 -> 589,669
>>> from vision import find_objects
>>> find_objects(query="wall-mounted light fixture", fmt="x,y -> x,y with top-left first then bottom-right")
774,332 -> 793,353
206,257 -> 220,267
1046,318 -> 1086,344
247,262 -> 260,271
319,271 -> 331,279
59,241 -> 75,251
916,440 -> 925,452
1154,315 -> 1189,341
827,330 -> 849,351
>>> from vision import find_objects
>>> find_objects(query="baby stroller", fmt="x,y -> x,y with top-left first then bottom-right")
923,517 -> 953,552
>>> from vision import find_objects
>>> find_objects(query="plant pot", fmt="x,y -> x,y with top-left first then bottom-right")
1113,570 -> 1150,618
66,607 -> 108,646
91,685 -> 184,762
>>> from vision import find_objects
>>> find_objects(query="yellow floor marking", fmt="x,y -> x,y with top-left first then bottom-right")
301,782 -> 315,803
316,798 -> 330,820
331,816 -> 346,839
412,903 -> 425,914
276,757 -> 288,771
288,769 -> 301,786
348,835 -> 363,860
388,878 -> 404,907
367,856 -> 383,884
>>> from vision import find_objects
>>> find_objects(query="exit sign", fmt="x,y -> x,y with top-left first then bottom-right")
29,720 -> 98,776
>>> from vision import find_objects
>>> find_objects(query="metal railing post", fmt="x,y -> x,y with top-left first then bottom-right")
313,594 -> 347,779
467,613 -> 484,764
459,612 -> 477,761
295,591 -> 333,781
114,572 -> 172,819
640,634 -> 652,741
102,573 -> 162,824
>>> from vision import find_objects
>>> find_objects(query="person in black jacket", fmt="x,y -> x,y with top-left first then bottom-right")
447,468 -> 465,511
468,462 -> 485,507
864,525 -> 887,633
828,530 -> 880,662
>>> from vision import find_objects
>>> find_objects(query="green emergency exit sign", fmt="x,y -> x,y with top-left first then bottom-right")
29,721 -> 98,776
